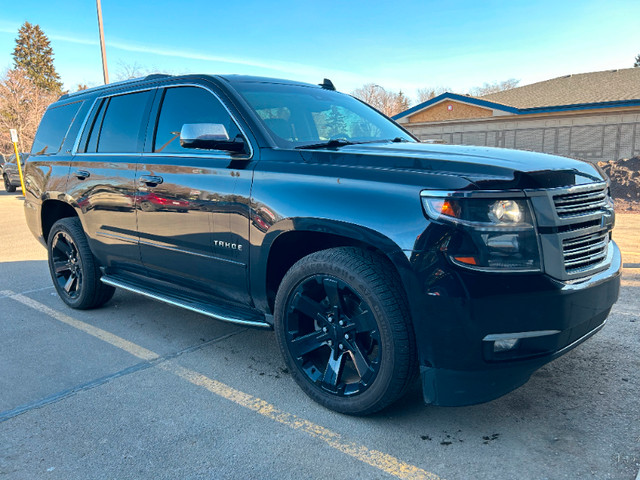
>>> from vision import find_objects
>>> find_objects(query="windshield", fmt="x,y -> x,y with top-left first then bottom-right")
233,82 -> 415,148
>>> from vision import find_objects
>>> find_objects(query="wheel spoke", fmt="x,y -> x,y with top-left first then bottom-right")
323,277 -> 342,310
348,341 -> 374,380
63,273 -> 77,293
351,309 -> 377,334
53,260 -> 71,275
291,292 -> 326,322
289,330 -> 327,358
54,235 -> 73,258
322,351 -> 345,388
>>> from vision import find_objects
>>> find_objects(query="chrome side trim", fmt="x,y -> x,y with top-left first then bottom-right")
137,238 -> 245,266
71,96 -> 100,155
96,231 -> 138,244
147,82 -> 254,160
100,276 -> 270,328
71,83 -> 253,160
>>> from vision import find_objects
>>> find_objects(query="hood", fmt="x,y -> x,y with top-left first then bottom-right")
301,142 -> 605,190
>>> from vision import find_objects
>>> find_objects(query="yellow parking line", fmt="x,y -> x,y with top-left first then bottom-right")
1,291 -> 158,361
3,290 -> 441,480
163,362 -> 439,480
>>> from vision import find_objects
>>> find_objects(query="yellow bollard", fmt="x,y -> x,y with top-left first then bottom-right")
9,129 -> 26,194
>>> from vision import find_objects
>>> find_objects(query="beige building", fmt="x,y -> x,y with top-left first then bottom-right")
394,68 -> 640,163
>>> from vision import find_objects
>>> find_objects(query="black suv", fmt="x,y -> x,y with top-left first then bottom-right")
24,74 -> 621,415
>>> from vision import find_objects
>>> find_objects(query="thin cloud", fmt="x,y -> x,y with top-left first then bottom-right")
44,31 -> 366,86
0,25 -> 420,93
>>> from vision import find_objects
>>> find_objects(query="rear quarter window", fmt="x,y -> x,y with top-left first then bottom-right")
31,101 -> 83,155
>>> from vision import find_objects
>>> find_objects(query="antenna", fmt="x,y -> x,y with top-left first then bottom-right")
319,78 -> 336,91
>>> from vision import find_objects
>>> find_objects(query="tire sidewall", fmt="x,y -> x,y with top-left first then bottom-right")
47,218 -> 93,309
274,251 -> 401,415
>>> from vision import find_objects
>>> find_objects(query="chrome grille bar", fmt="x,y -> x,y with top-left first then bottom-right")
562,230 -> 609,272
553,184 -> 608,218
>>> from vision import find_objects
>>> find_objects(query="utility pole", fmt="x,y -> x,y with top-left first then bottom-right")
96,0 -> 109,84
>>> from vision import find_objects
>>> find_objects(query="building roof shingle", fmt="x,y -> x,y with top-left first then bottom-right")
479,68 -> 640,109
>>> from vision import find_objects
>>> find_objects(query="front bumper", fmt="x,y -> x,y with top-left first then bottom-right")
407,241 -> 621,406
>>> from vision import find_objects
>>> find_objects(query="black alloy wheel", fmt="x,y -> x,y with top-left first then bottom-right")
47,217 -> 115,309
50,230 -> 83,299
285,274 -> 382,397
275,247 -> 417,415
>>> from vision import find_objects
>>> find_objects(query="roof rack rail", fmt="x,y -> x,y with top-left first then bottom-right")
59,73 -> 172,101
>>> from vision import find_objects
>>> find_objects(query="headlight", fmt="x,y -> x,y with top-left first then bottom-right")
421,191 -> 542,272
489,200 -> 522,224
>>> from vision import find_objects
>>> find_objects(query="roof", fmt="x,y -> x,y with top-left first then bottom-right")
393,92 -> 516,120
480,68 -> 640,108
394,67 -> 640,121
60,74 -> 327,101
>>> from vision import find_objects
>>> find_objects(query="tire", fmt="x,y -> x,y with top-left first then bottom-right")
140,201 -> 155,212
47,217 -> 115,309
274,247 -> 417,415
4,175 -> 16,193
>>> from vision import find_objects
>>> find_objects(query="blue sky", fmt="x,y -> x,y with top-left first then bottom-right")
0,0 -> 638,102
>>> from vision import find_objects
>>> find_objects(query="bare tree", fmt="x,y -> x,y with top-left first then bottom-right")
0,68 -> 56,153
416,86 -> 450,104
114,61 -> 170,81
351,83 -> 410,117
468,79 -> 520,97
114,61 -> 149,81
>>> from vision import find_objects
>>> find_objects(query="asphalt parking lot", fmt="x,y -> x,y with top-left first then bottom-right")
1,189 -> 639,480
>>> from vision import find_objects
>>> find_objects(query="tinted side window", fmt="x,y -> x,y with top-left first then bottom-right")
154,86 -> 241,154
83,99 -> 106,153
97,91 -> 151,153
31,101 -> 83,155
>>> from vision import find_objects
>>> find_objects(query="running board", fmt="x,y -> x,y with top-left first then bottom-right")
101,274 -> 271,329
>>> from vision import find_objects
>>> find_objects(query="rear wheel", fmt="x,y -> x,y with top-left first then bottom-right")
3,175 -> 16,193
47,217 -> 115,309
274,247 -> 417,415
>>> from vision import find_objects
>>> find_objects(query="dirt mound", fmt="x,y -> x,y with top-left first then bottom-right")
597,157 -> 640,213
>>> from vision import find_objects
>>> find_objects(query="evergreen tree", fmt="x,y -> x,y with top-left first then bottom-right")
634,54 -> 640,67
12,21 -> 63,94
395,90 -> 410,115
326,106 -> 347,139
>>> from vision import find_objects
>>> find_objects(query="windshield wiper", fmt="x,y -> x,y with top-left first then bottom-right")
295,139 -> 355,150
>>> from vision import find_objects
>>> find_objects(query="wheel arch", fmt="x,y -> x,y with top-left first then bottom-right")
258,218 -> 416,316
41,199 -> 79,243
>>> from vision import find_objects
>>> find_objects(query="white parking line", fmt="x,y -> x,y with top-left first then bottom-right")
2,289 -> 441,480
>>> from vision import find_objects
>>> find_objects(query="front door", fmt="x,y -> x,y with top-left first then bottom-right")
136,85 -> 254,306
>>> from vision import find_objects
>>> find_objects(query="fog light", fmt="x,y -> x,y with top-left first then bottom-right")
485,234 -> 519,253
493,338 -> 519,352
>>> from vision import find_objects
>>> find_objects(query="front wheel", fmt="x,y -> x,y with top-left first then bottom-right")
47,217 -> 115,309
274,247 -> 417,415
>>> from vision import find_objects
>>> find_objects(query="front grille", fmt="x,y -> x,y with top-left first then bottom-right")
562,230 -> 609,273
553,184 -> 608,218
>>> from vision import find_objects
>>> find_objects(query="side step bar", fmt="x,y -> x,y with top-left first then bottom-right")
101,274 -> 271,329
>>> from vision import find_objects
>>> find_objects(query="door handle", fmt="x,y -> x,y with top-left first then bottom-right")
73,170 -> 90,180
139,175 -> 163,187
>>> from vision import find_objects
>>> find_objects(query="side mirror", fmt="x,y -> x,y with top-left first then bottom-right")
179,123 -> 246,153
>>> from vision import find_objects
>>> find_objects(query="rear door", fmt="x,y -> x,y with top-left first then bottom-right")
137,84 -> 254,305
68,89 -> 155,272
